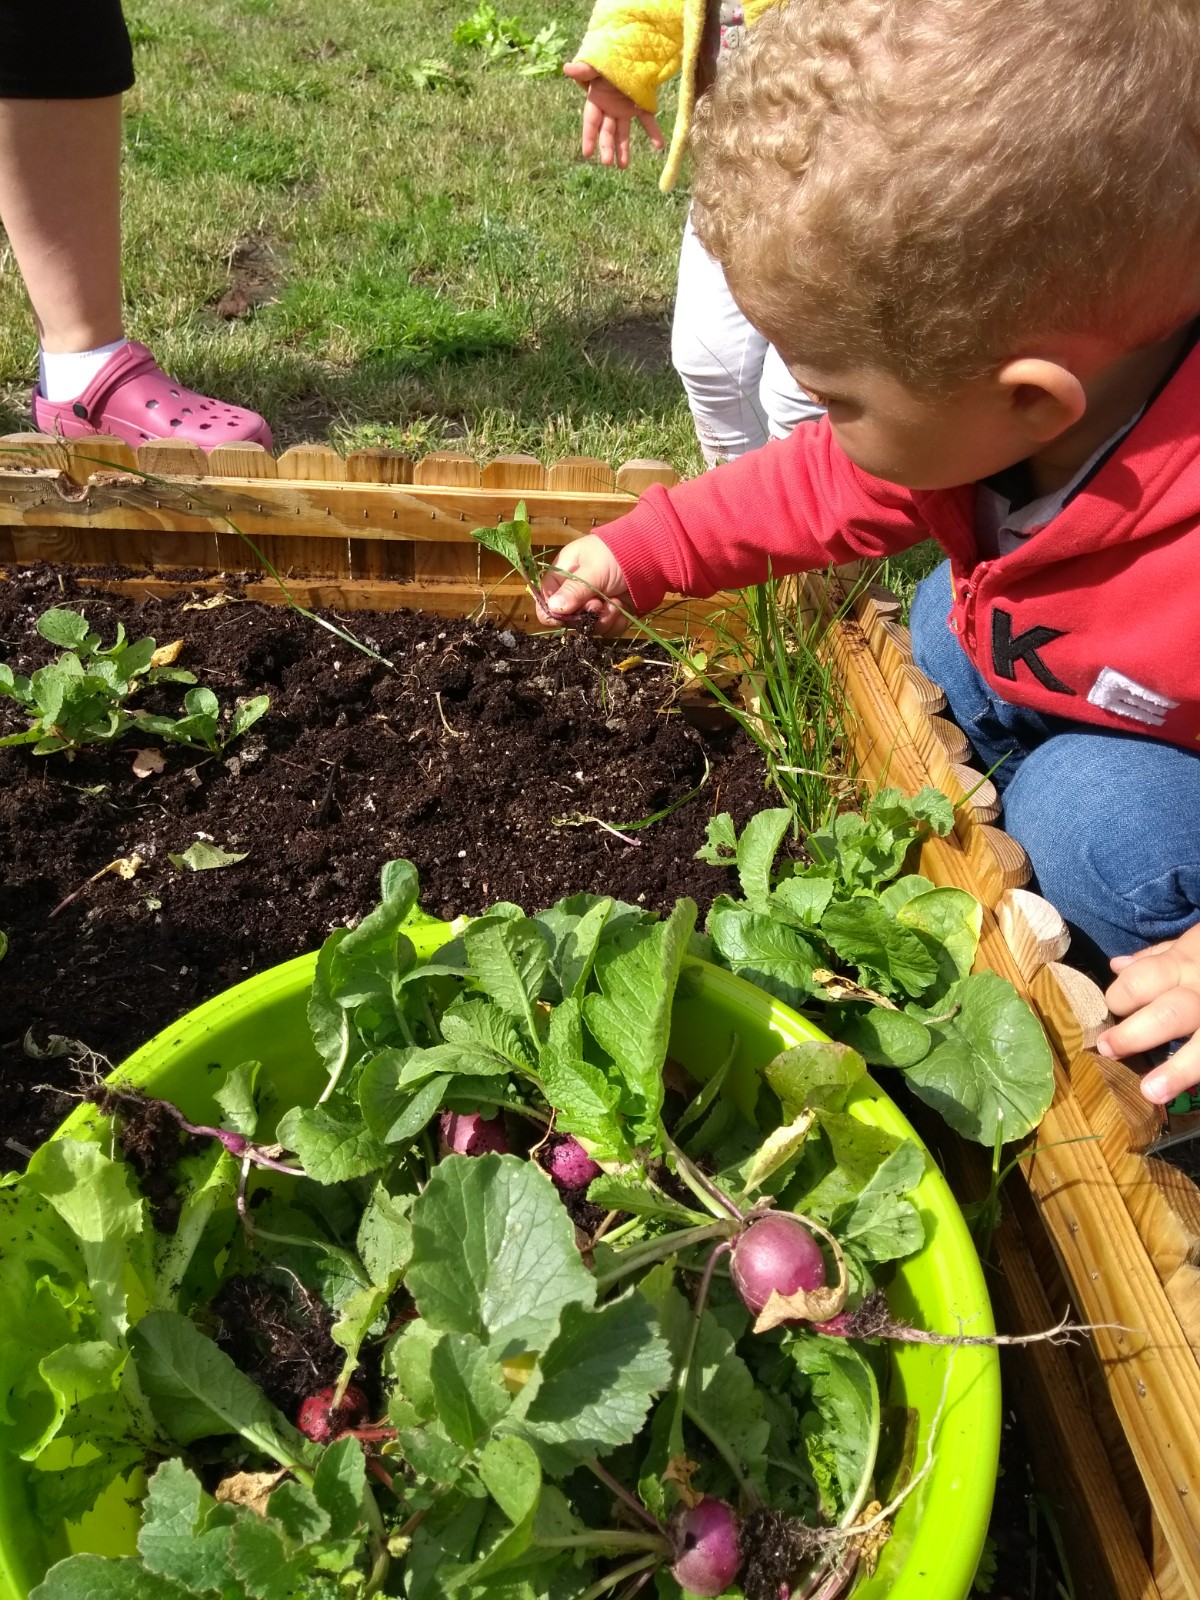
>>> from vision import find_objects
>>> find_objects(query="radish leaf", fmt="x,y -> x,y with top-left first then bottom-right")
407,1154 -> 594,1357
904,971 -> 1053,1143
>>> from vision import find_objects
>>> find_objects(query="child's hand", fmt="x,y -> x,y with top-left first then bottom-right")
563,61 -> 665,168
1097,922 -> 1200,1104
537,534 -> 631,636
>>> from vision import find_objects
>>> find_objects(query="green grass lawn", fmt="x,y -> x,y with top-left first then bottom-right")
0,0 -> 703,467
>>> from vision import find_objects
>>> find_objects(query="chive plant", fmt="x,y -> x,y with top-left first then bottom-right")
630,571 -> 860,838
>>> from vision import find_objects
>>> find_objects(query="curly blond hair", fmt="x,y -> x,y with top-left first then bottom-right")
691,0 -> 1200,389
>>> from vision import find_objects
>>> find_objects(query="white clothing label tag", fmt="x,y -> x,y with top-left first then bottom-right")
1086,666 -> 1179,727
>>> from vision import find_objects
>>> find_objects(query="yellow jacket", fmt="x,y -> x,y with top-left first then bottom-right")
575,0 -> 779,190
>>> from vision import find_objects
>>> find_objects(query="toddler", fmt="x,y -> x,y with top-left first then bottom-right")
543,0 -> 1200,1105
566,0 -> 822,463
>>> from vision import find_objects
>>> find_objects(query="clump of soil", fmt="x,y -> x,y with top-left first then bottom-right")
0,565 -> 768,1151
91,1085 -> 200,1232
210,1272 -> 345,1421
740,1506 -> 825,1600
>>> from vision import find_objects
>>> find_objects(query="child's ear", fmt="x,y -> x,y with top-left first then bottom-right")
995,357 -> 1087,442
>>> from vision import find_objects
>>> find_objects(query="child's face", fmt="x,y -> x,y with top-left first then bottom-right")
789,362 -> 1047,490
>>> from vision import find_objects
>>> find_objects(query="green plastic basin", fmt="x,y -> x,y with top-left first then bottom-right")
0,938 -> 999,1600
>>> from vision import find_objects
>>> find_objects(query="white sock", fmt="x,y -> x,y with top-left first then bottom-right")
39,339 -> 129,404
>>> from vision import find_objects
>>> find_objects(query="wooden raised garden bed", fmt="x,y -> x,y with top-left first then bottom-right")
2,434 -> 1199,1600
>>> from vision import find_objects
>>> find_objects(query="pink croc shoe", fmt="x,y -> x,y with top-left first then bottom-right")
32,340 -> 273,453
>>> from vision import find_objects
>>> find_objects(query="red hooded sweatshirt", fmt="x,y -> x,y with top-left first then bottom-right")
601,342 -> 1200,749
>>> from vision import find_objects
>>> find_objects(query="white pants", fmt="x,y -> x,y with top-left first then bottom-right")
672,217 -> 824,466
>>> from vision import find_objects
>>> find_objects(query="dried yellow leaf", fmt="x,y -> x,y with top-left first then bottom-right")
149,638 -> 184,667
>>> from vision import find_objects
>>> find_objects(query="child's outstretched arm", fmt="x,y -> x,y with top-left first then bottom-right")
537,427 -> 934,630
1098,924 -> 1200,1104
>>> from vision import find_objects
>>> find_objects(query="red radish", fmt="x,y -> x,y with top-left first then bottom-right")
671,1497 -> 742,1596
811,1312 -> 853,1337
439,1110 -> 508,1157
730,1214 -> 827,1319
297,1383 -> 368,1444
545,1135 -> 601,1191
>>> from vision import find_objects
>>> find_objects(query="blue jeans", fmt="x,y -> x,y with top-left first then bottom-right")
909,561 -> 1200,960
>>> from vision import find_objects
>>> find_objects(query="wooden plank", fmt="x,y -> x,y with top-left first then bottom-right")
949,762 -> 1000,822
414,451 -> 481,487
345,449 -> 413,485
135,440 -> 208,477
931,1133 -> 1165,1600
996,888 -> 1072,983
346,451 -> 414,582
546,456 -> 615,494
276,444 -> 345,482
0,469 -> 640,549
476,456 -> 548,580
896,660 -> 946,715
269,446 -> 349,578
204,443 -> 278,479
18,571 -> 727,634
614,459 -> 679,493
1073,1049 -> 1164,1164
480,454 -> 545,491
66,436 -> 137,474
1144,1160 -> 1200,1271
817,580 -> 1200,1590
0,432 -> 66,470
1164,1262 -> 1200,1354
1029,960 -> 1113,1057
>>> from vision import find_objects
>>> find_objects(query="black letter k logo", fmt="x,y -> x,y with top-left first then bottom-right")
990,608 -> 1075,696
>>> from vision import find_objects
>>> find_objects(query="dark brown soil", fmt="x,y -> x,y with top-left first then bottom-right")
91,1084 -> 201,1232
0,565 -> 766,1151
209,1272 -> 345,1420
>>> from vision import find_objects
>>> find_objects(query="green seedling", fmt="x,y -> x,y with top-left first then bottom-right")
471,500 -> 596,631
137,686 -> 270,757
0,605 -> 270,759
0,607 -> 197,756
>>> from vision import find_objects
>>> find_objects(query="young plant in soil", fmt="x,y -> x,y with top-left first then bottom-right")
0,603 -> 268,758
694,788 -> 1055,1149
3,847 -> 1050,1600
470,502 -> 597,632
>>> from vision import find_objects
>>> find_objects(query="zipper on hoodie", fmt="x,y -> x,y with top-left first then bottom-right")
958,562 -> 989,653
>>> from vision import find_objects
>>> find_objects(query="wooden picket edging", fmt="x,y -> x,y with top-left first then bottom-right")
814,574 -> 1200,1600
3,435 -> 1200,1599
0,434 -> 699,626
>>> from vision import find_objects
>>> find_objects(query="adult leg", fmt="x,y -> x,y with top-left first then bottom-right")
672,216 -> 770,465
0,0 -> 271,448
759,342 -> 824,439
0,96 -> 125,357
1002,729 -> 1200,959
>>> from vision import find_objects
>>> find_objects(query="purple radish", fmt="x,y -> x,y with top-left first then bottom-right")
730,1213 -> 827,1319
439,1110 -> 509,1157
545,1135 -> 601,1191
671,1496 -> 742,1596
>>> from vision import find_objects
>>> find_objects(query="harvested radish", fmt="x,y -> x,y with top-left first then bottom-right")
297,1383 -> 368,1444
544,1135 -> 601,1191
671,1496 -> 742,1596
730,1213 -> 826,1318
439,1110 -> 509,1157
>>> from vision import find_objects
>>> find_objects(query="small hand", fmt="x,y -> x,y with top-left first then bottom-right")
563,61 -> 665,168
536,534 -> 631,636
1097,922 -> 1200,1103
